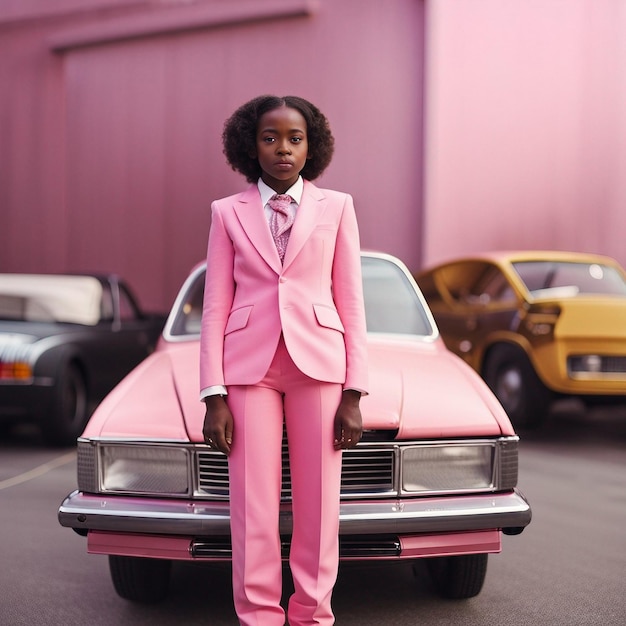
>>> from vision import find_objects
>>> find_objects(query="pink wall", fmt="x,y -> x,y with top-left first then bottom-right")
0,0 -> 425,310
423,0 -> 626,270
2,0 -> 625,311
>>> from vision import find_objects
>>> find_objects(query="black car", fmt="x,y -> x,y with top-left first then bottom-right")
0,273 -> 167,445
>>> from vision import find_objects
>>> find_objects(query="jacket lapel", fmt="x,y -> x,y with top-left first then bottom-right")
232,184 -> 282,273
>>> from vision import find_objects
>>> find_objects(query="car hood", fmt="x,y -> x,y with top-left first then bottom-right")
362,336 -> 512,438
0,329 -> 39,359
83,347 -> 192,441
83,336 -> 513,441
0,321 -> 84,342
0,323 -> 81,362
550,297 -> 626,339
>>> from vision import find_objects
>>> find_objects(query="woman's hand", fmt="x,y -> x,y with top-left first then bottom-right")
203,395 -> 234,456
333,389 -> 363,450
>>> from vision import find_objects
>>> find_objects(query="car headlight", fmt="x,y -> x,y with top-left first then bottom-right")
401,443 -> 510,494
92,444 -> 191,495
101,445 -> 190,495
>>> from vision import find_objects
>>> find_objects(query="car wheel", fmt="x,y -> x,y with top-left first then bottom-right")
41,363 -> 89,446
109,555 -> 171,603
426,553 -> 488,599
483,345 -> 551,429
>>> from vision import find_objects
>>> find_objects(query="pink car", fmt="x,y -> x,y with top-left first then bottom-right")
58,252 -> 531,603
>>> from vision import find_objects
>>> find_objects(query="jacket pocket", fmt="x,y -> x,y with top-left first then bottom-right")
225,305 -> 253,335
313,303 -> 345,333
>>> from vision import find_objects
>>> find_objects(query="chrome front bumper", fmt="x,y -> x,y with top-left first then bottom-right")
59,489 -> 531,537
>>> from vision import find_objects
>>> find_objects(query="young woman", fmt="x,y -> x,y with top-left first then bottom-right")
200,95 -> 368,625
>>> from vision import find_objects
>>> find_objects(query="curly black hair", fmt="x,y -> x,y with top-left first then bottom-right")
222,95 -> 335,183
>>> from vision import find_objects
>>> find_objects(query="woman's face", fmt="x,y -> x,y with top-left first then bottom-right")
255,105 -> 309,193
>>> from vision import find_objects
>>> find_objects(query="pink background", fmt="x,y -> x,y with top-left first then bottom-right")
1,0 -> 624,311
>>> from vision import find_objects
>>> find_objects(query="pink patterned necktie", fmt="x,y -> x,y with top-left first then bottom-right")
268,194 -> 294,263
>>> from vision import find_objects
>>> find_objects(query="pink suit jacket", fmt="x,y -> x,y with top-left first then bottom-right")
199,180 -> 369,394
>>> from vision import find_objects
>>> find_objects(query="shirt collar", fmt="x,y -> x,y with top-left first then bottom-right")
258,176 -> 304,207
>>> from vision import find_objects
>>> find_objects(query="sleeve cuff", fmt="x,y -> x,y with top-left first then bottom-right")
200,385 -> 227,401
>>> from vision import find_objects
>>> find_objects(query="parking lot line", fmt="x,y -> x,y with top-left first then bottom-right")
0,451 -> 76,491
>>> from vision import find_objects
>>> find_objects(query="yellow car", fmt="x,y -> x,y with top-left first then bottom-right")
416,251 -> 626,428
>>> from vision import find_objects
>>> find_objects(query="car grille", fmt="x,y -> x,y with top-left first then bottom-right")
596,356 -> 626,373
76,435 -> 517,498
196,446 -> 396,500
568,355 -> 626,376
190,534 -> 402,559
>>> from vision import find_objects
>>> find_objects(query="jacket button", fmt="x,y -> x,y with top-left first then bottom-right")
279,277 -> 286,283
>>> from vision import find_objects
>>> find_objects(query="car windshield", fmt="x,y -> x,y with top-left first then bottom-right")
512,261 -> 626,297
167,255 -> 435,338
361,255 -> 433,335
0,275 -> 103,325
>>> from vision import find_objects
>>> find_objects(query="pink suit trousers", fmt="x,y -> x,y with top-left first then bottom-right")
227,335 -> 343,625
